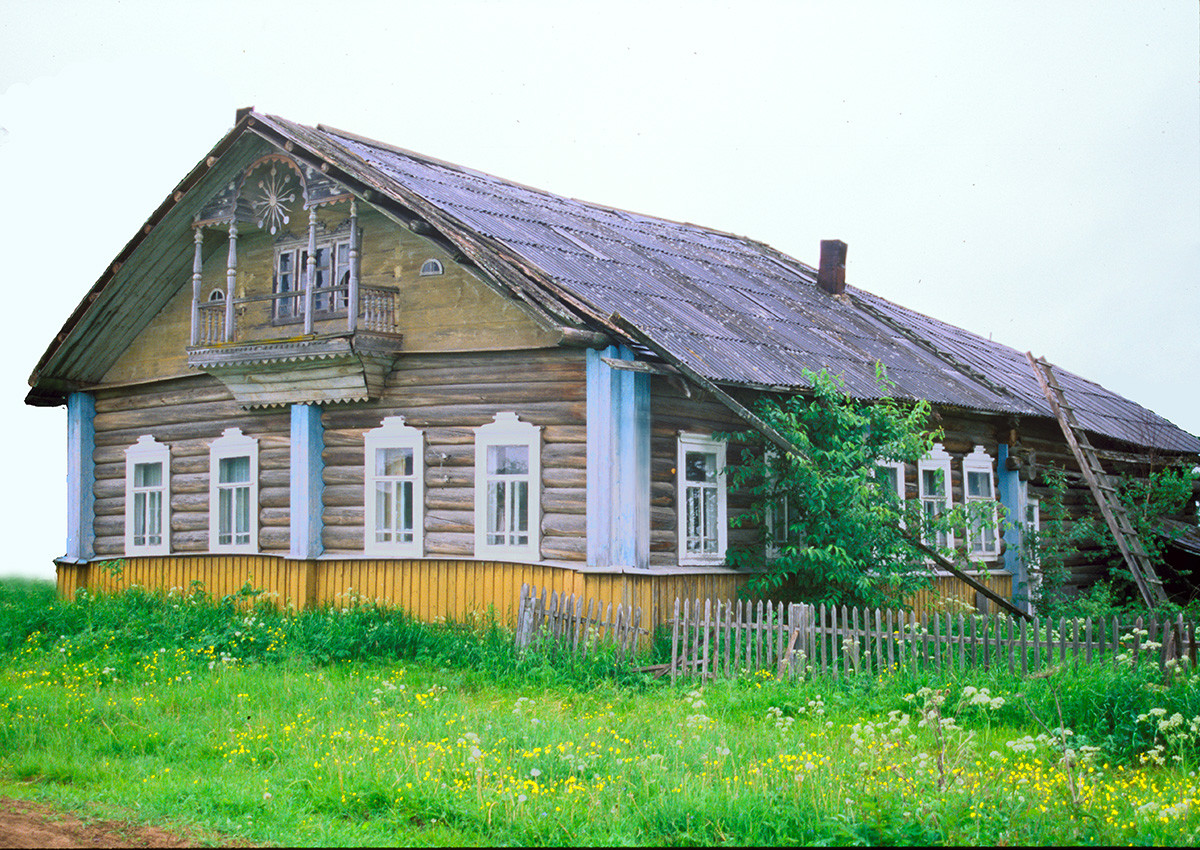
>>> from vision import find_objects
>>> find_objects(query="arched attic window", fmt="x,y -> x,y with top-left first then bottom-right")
420,259 -> 444,276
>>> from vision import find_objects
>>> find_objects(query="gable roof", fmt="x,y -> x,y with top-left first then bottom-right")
28,110 -> 1200,456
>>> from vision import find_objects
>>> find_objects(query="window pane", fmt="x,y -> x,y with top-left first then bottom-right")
219,488 -> 232,544
133,491 -> 147,545
685,451 -> 716,483
879,466 -> 899,498
147,491 -> 162,545
967,470 -> 992,498
375,482 -> 393,542
219,456 -> 250,484
235,485 -> 250,544
488,445 -> 528,476
399,480 -> 414,541
134,461 -> 162,488
377,447 -> 413,477
702,487 -> 718,552
921,468 -> 944,498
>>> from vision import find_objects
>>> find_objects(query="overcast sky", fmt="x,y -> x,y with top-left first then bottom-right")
1,1 -> 1197,579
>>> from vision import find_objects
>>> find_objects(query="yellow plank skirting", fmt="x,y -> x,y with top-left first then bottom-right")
56,556 -> 1015,629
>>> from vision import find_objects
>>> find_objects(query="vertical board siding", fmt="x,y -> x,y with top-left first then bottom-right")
58,556 -> 1018,629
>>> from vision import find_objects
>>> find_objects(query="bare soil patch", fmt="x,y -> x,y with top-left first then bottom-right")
0,797 -> 212,848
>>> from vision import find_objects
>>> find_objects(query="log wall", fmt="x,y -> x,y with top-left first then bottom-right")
649,377 -> 758,566
91,375 -> 291,557
320,348 -> 588,561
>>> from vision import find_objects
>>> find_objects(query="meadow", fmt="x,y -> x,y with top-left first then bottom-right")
1,578 -> 1199,846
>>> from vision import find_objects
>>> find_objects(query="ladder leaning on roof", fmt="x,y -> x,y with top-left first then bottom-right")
1026,352 -> 1168,610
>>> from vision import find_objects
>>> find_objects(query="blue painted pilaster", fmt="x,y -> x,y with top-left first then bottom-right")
289,404 -> 325,559
587,346 -> 650,568
65,392 -> 96,562
997,444 -> 1025,606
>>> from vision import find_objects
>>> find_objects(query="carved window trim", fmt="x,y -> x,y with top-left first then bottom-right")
209,428 -> 258,553
677,433 -> 727,565
125,435 -> 170,556
918,443 -> 954,551
364,417 -> 425,557
474,413 -> 542,562
963,445 -> 1000,559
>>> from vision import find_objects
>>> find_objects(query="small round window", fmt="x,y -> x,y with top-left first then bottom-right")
419,259 -> 444,276
208,289 -> 225,302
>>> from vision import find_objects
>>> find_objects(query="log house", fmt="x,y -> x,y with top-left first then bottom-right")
29,109 -> 1200,625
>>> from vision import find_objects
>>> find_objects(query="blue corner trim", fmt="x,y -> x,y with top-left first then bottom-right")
586,346 -> 650,568
66,392 -> 96,561
290,404 -> 325,559
996,444 -> 1025,604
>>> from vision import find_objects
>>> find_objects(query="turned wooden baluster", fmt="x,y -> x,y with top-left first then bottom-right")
190,227 -> 203,345
224,222 -> 237,342
304,208 -> 317,335
347,199 -> 359,333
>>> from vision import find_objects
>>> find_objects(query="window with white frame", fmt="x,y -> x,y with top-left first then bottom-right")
125,435 -> 170,555
364,416 -> 424,556
962,445 -> 1000,558
209,427 -> 258,552
678,433 -> 727,564
918,444 -> 954,550
764,450 -> 802,555
475,413 -> 541,560
273,232 -> 352,319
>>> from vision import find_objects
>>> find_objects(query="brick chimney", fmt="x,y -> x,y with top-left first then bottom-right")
817,240 -> 847,295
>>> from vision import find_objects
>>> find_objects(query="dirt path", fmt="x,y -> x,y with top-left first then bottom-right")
0,797 -> 204,848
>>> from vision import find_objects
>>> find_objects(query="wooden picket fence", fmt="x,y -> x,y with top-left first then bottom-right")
669,597 -> 1200,684
514,584 -> 647,659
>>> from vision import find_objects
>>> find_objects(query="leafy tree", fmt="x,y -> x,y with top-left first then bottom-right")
724,367 -> 969,607
1027,464 -> 1194,617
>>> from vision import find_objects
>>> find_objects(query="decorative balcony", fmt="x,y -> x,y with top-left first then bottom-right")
187,281 -> 403,409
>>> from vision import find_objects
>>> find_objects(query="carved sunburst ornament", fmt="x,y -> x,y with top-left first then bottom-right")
250,163 -> 298,234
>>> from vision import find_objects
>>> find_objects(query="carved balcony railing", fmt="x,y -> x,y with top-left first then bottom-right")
360,285 -> 399,334
190,284 -> 400,347
195,303 -> 227,346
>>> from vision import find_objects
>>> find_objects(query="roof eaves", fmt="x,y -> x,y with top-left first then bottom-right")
27,111 -> 257,400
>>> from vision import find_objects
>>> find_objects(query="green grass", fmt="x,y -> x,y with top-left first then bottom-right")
2,579 -> 1199,845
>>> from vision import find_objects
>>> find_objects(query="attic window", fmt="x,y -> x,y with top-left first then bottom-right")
420,259 -> 444,276
208,290 -> 225,302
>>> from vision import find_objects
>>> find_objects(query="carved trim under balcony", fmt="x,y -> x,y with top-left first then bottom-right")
188,332 -> 401,408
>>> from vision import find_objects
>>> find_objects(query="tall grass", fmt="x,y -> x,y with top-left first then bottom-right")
2,579 -> 1199,845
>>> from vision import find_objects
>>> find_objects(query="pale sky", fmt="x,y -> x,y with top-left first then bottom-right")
1,1 -> 1197,579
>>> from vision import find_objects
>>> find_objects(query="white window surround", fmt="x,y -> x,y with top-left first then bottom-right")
364,416 -> 425,557
419,258 -> 444,276
918,443 -> 954,550
474,412 -> 542,561
125,435 -> 170,555
963,445 -> 1000,559
764,449 -> 799,557
677,433 -> 728,565
209,427 -> 258,553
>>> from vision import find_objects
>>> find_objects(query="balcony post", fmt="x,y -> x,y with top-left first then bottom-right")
224,222 -> 237,342
190,227 -> 203,346
347,199 -> 359,334
304,208 -> 317,335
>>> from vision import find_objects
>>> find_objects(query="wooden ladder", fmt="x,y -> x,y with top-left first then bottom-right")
1026,352 -> 1168,609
